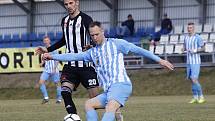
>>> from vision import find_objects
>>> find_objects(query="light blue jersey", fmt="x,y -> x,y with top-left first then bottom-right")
44,50 -> 59,73
184,34 -> 204,64
52,38 -> 161,91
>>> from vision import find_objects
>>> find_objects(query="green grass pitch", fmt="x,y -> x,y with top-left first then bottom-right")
0,95 -> 215,121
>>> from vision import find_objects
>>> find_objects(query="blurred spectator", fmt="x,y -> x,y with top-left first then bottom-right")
150,13 -> 173,45
118,14 -> 135,37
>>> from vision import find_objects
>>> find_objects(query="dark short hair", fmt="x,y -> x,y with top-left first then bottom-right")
89,21 -> 102,28
188,22 -> 194,25
128,14 -> 132,18
43,35 -> 50,40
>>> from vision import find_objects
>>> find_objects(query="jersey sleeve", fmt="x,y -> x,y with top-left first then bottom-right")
47,17 -> 66,52
114,39 -> 161,62
52,49 -> 92,62
83,14 -> 93,30
197,35 -> 204,48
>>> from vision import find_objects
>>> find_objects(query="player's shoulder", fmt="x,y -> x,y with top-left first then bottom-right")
108,38 -> 129,47
62,15 -> 69,21
109,38 -> 128,43
80,12 -> 92,20
194,34 -> 202,40
61,15 -> 69,25
195,34 -> 201,37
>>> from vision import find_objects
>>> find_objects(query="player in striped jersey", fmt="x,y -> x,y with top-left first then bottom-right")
42,21 -> 174,121
35,0 -> 102,119
39,36 -> 62,104
182,22 -> 206,104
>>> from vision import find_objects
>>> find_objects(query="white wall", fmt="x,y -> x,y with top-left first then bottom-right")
0,0 -> 215,35
163,0 -> 200,26
118,0 -> 154,28
0,4 -> 27,34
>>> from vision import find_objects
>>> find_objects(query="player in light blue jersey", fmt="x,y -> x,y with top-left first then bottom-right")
42,21 -> 174,121
183,22 -> 205,104
39,36 -> 62,104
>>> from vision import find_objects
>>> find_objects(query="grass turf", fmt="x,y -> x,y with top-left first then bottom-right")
0,95 -> 215,121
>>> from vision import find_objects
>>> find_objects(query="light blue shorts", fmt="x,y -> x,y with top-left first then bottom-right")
96,82 -> 132,107
186,64 -> 200,80
40,71 -> 60,83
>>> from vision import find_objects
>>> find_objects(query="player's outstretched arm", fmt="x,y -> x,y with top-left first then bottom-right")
42,52 -> 91,62
115,39 -> 174,70
158,59 -> 174,70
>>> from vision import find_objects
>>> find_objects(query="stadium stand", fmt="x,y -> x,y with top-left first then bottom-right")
203,24 -> 213,33
159,35 -> 169,44
169,34 -> 179,44
165,44 -> 174,54
154,44 -> 164,55
173,25 -> 183,34
205,42 -> 214,53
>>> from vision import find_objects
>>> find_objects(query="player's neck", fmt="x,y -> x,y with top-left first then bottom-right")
69,11 -> 80,19
97,38 -> 106,46
46,44 -> 51,47
188,32 -> 195,36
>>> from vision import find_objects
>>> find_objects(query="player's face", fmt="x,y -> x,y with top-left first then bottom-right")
187,25 -> 194,34
43,38 -> 51,47
89,26 -> 105,45
64,0 -> 79,16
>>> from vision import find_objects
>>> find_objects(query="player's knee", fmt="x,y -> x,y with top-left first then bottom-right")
191,78 -> 198,83
105,100 -> 120,112
105,104 -> 117,112
88,88 -> 99,98
54,81 -> 61,87
61,85 -> 72,96
85,99 -> 95,111
38,80 -> 45,85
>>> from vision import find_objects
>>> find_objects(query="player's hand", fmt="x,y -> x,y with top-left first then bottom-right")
83,44 -> 93,51
181,48 -> 185,53
35,46 -> 48,55
42,53 -> 53,60
188,49 -> 197,54
39,63 -> 43,67
158,59 -> 174,70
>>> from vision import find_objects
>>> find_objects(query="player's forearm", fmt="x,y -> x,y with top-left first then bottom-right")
189,46 -> 205,53
47,37 -> 66,52
197,46 -> 205,52
52,53 -> 86,62
130,45 -> 161,62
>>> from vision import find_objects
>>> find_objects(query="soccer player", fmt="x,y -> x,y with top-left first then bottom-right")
35,0 -> 100,118
182,22 -> 206,104
39,36 -> 62,104
42,21 -> 174,121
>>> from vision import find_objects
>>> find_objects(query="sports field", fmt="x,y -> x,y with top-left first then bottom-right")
0,95 -> 215,121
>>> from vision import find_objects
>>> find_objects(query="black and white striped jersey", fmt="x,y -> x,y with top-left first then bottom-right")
48,12 -> 94,67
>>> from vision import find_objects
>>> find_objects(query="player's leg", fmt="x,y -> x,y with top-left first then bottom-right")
102,83 -> 132,121
85,94 -> 106,121
191,64 -> 205,103
51,72 -> 62,103
39,71 -> 49,104
115,108 -> 123,121
187,64 -> 198,103
60,65 -> 79,114
102,100 -> 121,121
80,67 -> 99,98
81,67 -> 123,120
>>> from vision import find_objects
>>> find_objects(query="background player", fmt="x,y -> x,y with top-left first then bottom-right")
42,21 -> 174,121
38,36 -> 62,104
182,22 -> 206,104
